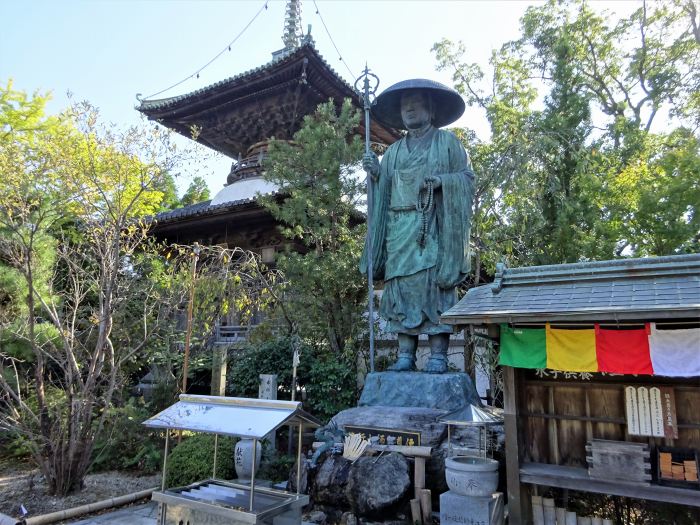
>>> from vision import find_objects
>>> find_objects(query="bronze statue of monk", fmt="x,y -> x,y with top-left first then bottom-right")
361,79 -> 475,373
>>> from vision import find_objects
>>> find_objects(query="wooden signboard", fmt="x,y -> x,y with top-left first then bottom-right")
625,386 -> 640,435
650,387 -> 664,437
345,425 -> 421,447
586,439 -> 651,486
625,385 -> 677,439
660,386 -> 679,439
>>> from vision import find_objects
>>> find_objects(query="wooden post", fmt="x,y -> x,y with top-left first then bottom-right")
591,518 -> 603,525
419,489 -> 432,525
543,497 -> 555,525
556,507 -> 568,524
504,366 -> 529,524
414,457 -> 426,500
410,498 -> 422,525
565,512 -> 577,525
531,495 -> 544,525
181,245 -> 199,395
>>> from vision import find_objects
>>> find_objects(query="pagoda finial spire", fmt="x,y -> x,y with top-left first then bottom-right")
282,0 -> 302,50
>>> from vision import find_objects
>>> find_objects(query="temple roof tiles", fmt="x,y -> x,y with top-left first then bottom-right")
138,44 -> 312,112
137,40 -> 400,159
442,254 -> 700,324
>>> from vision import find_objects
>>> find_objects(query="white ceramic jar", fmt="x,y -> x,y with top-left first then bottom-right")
234,438 -> 262,479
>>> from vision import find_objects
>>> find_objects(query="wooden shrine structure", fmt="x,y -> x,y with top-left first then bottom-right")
442,254 -> 700,524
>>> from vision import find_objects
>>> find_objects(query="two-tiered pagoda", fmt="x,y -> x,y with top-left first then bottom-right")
138,1 -> 399,261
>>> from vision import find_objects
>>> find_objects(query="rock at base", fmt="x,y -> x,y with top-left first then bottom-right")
440,491 -> 504,525
347,453 -> 411,518
310,453 -> 411,519
331,406 -> 447,447
312,456 -> 352,507
359,372 -> 481,412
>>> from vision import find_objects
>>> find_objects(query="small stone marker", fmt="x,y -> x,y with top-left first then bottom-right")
440,491 -> 504,525
259,374 -> 278,399
259,374 -> 278,448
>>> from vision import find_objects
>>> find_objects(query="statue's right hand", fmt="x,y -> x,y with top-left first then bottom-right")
362,152 -> 380,179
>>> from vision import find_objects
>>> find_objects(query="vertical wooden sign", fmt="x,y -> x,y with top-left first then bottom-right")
625,385 -> 678,439
625,386 -> 640,436
650,387 -> 664,438
638,387 -> 652,436
660,387 -> 678,439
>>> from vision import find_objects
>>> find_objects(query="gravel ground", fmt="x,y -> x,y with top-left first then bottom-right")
0,460 -> 160,520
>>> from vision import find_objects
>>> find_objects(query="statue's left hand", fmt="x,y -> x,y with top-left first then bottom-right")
422,175 -> 442,189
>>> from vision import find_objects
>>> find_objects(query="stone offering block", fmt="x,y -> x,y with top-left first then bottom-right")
440,491 -> 504,525
360,372 -> 481,411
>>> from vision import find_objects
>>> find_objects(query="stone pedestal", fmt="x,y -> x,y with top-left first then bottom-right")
359,372 -> 481,411
439,491 -> 504,525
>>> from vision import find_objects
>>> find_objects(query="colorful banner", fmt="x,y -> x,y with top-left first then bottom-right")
595,325 -> 653,375
499,324 -> 546,369
546,324 -> 597,372
498,323 -> 700,377
649,323 -> 700,377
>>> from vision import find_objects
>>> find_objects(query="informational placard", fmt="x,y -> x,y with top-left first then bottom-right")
638,387 -> 652,436
660,387 -> 679,439
345,425 -> 421,446
650,387 -> 664,437
625,385 -> 677,438
625,386 -> 640,435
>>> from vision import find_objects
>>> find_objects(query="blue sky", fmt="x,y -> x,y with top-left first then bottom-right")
1,0 -> 638,196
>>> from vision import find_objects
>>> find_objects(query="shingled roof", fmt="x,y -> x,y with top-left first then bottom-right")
137,39 -> 400,158
442,254 -> 700,325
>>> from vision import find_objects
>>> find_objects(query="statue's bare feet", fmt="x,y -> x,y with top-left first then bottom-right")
388,356 -> 416,371
423,355 -> 447,374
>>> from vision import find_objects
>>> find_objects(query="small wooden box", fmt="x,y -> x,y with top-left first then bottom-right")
586,439 -> 651,486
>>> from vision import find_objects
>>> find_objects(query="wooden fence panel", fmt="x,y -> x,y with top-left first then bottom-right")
675,388 -> 700,448
522,376 -> 700,469
525,384 -> 549,463
588,386 -> 624,441
554,386 -> 587,466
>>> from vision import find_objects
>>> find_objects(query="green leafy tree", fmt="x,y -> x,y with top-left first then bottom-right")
158,172 -> 181,211
261,99 -> 366,356
433,0 -> 699,270
0,81 -> 192,495
180,175 -> 211,207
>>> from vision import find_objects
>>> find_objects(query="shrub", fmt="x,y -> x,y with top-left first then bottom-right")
165,433 -> 236,488
227,336 -> 358,423
91,398 -> 163,474
257,453 -> 296,483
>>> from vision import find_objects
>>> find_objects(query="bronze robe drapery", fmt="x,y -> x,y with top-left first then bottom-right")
361,128 -> 475,335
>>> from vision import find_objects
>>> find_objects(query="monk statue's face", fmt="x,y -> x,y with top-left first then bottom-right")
400,91 -> 432,130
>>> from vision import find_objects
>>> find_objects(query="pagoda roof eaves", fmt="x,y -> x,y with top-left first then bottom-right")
137,40 -> 354,114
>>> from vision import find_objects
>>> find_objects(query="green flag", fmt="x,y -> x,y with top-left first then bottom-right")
499,324 -> 546,368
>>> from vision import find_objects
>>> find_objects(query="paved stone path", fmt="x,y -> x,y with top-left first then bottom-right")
66,502 -> 157,525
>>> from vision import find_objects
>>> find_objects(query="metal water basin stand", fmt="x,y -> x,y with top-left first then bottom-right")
439,404 -> 503,458
143,395 -> 320,525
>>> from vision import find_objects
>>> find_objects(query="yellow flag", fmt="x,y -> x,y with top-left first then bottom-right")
546,324 -> 598,372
